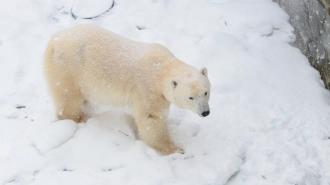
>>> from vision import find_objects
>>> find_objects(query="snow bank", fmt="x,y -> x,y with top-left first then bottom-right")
0,0 -> 330,184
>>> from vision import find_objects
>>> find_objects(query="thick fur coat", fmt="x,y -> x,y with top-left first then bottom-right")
44,24 -> 211,155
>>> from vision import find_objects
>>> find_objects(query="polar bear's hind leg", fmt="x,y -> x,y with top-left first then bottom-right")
52,82 -> 87,123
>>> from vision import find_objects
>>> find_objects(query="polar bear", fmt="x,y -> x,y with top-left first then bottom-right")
44,24 -> 211,155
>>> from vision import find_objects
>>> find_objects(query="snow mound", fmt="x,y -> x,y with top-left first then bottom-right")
71,0 -> 114,19
29,120 -> 77,154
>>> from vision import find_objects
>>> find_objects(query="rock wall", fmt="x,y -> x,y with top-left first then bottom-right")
273,0 -> 330,89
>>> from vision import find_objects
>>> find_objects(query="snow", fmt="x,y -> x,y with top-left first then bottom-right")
28,120 -> 77,154
1,0 -> 330,184
71,0 -> 114,19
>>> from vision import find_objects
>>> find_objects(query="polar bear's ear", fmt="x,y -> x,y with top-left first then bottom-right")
200,67 -> 207,77
171,80 -> 178,88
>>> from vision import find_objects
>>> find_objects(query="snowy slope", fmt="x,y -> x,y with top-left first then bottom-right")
1,0 -> 330,184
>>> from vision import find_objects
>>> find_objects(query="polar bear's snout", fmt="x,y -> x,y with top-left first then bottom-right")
197,102 -> 210,117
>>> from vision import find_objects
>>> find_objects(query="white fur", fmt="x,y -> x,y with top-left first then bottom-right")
44,24 -> 211,155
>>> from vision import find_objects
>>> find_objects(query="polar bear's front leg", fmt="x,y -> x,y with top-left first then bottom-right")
133,101 -> 183,155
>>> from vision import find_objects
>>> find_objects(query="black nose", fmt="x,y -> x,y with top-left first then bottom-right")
202,111 -> 210,117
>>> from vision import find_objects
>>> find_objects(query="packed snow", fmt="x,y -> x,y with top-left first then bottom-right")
71,0 -> 114,19
1,0 -> 330,184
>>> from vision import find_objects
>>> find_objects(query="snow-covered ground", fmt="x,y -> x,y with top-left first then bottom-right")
1,0 -> 330,184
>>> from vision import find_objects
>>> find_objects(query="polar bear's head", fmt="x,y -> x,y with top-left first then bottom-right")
168,67 -> 211,117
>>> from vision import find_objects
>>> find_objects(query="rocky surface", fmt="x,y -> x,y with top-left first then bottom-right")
274,0 -> 330,89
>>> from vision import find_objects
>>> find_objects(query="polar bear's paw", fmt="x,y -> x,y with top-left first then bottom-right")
155,142 -> 184,156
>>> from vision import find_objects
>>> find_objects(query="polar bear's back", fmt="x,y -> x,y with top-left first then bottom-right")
51,24 -> 149,65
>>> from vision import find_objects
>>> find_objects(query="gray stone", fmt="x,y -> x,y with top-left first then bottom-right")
273,0 -> 330,89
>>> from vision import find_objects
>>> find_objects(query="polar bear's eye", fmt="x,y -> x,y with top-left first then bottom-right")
189,97 -> 193,100
205,92 -> 207,96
